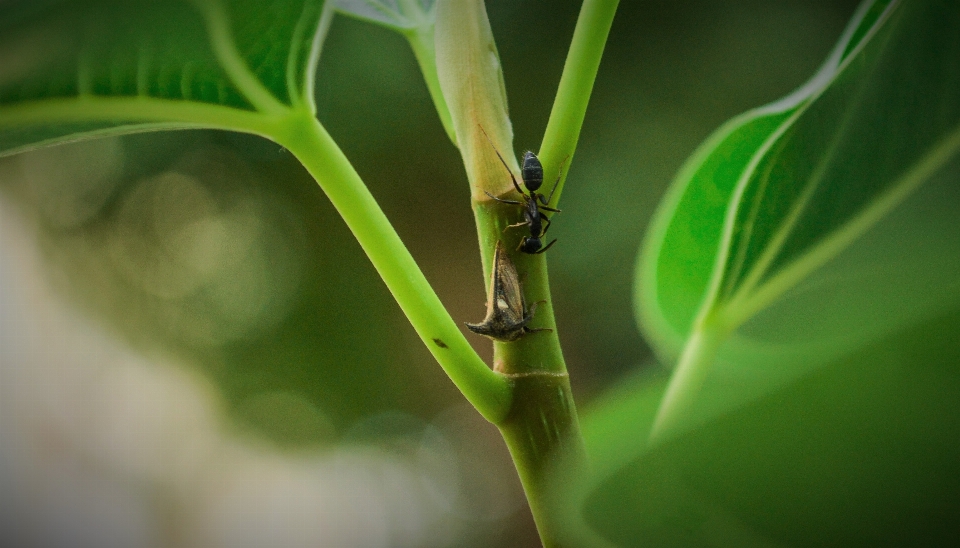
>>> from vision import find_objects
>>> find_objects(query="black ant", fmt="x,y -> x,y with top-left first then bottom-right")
479,127 -> 565,254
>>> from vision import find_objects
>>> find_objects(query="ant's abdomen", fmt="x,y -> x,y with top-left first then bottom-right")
522,151 -> 544,191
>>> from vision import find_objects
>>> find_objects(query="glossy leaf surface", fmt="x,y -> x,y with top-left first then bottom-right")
636,0 -> 895,358
636,0 -> 960,425
0,0 -> 330,156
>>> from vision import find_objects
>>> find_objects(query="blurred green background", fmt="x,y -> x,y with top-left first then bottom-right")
0,1 -> 864,545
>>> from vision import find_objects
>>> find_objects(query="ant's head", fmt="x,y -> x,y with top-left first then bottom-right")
521,151 -> 544,192
518,236 -> 542,254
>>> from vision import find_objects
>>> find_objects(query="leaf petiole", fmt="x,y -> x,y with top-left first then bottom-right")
539,0 -> 619,208
647,313 -> 729,445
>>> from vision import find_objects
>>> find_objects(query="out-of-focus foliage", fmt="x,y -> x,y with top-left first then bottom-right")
335,0 -> 435,32
637,0 -> 895,358
563,0 -> 960,544
573,306 -> 960,546
638,0 -> 960,432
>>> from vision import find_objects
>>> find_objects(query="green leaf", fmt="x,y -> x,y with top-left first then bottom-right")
636,0 -> 895,360
563,305 -> 960,546
0,0 -> 332,156
711,0 -> 960,329
335,0 -> 435,32
636,0 -> 960,436
570,1 -> 960,542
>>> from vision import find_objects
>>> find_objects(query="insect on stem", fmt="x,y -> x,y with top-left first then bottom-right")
478,125 -> 564,254
466,241 -> 552,341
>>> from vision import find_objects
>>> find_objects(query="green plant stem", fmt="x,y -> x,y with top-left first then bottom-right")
440,0 -> 619,541
648,316 -> 729,446
500,374 -> 584,547
473,201 -> 586,548
404,26 -> 458,146
437,0 -> 619,542
276,111 -> 511,423
538,0 -> 619,207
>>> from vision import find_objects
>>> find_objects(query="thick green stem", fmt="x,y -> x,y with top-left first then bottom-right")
499,373 -> 585,548
433,0 -> 621,542
538,0 -> 619,207
275,111 -> 510,424
474,200 -> 586,548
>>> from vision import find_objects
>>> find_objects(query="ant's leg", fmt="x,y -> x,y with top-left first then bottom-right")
483,190 -> 522,206
537,198 -> 561,213
541,154 -> 570,205
505,203 -> 533,233
539,215 -> 552,235
533,239 -> 558,254
479,125 -> 525,195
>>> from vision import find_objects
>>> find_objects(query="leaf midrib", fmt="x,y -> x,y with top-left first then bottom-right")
0,0 -> 335,154
722,122 -> 960,329
0,96 -> 285,144
724,52 -> 880,309
638,0 -> 902,354
702,0 -> 903,330
191,0 -> 288,114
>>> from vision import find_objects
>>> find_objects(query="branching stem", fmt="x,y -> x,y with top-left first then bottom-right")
275,112 -> 512,424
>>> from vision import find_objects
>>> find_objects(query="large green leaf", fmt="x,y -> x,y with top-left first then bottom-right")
636,0 -> 894,359
566,305 -> 960,546
635,0 -> 960,433
0,0 -> 332,156
560,0 -> 960,543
